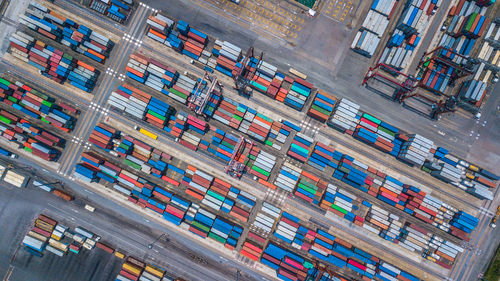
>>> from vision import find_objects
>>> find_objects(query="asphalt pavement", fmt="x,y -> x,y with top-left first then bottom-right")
0,156 -> 265,281
141,0 -> 500,174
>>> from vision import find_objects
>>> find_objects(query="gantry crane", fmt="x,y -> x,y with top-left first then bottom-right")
225,136 -> 253,179
306,261 -> 345,281
362,63 -> 418,102
189,71 -> 222,116
233,46 -> 264,97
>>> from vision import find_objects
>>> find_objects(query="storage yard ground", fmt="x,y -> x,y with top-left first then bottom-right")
137,0 -> 500,173
0,162 -> 259,281
0,0 -> 499,281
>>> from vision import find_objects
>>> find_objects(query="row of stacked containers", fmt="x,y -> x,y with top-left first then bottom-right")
72,122 -> 429,281
144,12 -> 316,112
0,76 -> 79,161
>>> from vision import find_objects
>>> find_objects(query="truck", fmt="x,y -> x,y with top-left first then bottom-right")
490,205 -> 500,228
0,147 -> 18,158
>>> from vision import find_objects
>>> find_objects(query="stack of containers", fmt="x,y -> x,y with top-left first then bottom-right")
184,167 -> 212,201
183,23 -> 208,60
419,64 -> 454,94
287,133 -> 314,162
8,32 -> 99,92
209,216 -> 243,250
0,78 -> 77,132
146,13 -> 174,43
264,120 -> 295,150
294,172 -> 327,205
398,223 -> 431,253
450,211 -> 478,235
171,74 -> 196,104
284,78 -> 313,111
131,264 -> 166,281
22,4 -> 114,63
351,0 -> 397,58
250,60 -> 278,95
208,128 -> 240,163
252,202 -> 281,235
353,112 -> 400,154
351,30 -> 381,58
163,195 -> 191,225
328,99 -> 360,133
118,258 -> 145,281
307,90 -> 337,122
0,110 -> 62,161
110,84 -> 148,119
430,163 -> 462,183
261,242 -> 312,281
378,0 -> 440,71
250,151 -> 276,181
240,240 -> 264,261
458,79 -> 486,104
398,134 -> 433,166
90,0 -> 132,23
459,12 -> 488,39
435,240 -> 464,268
308,142 -> 337,171
214,41 -> 242,77
274,162 -> 302,192
273,212 -> 300,244
22,214 -> 57,255
189,208 -> 242,249
88,123 -> 118,150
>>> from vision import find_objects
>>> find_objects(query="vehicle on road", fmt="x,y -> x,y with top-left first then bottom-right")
490,205 -> 500,228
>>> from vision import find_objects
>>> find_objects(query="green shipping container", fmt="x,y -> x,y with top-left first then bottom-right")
0,78 -> 10,87
378,126 -> 396,137
208,232 -> 226,244
265,140 -> 273,147
232,114 -> 242,122
252,165 -> 270,177
148,109 -> 166,121
0,115 -> 12,124
298,183 -> 317,195
331,204 -> 348,215
311,104 -> 330,116
192,221 -> 210,233
465,13 -> 477,31
124,159 -> 141,170
170,88 -> 187,99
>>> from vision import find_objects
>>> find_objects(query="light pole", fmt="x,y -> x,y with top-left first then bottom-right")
147,233 -> 169,249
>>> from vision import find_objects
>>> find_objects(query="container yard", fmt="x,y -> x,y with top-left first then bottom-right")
0,0 -> 499,281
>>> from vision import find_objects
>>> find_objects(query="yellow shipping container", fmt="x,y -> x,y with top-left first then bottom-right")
139,128 -> 158,140
35,219 -> 54,232
115,251 -> 125,259
469,165 -> 479,172
28,231 -> 48,242
49,238 -> 68,252
466,173 -> 475,179
51,233 -> 61,241
145,265 -> 165,278
122,262 -> 142,276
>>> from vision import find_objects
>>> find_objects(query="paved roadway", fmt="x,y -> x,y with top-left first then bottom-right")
0,0 -> 498,280
106,111 -> 449,280
447,82 -> 500,281
56,2 -> 152,177
0,156 -> 264,281
141,0 -> 500,175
